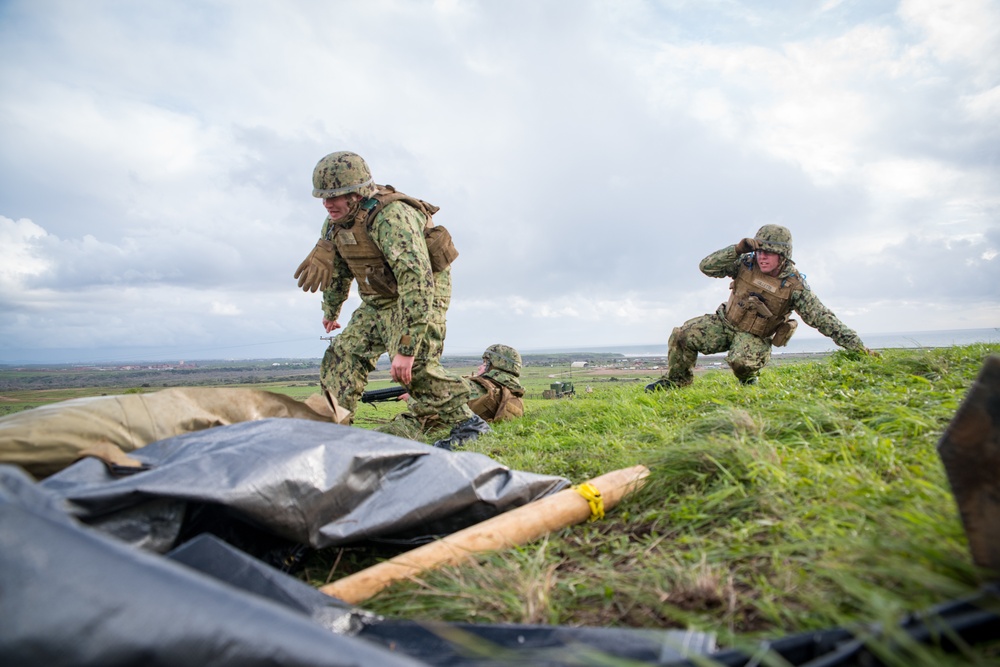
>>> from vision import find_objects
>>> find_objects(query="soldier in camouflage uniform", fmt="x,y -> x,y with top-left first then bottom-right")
646,224 -> 877,391
465,344 -> 526,423
294,151 -> 490,449
395,344 -> 526,427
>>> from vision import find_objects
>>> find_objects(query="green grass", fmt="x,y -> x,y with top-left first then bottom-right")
301,344 -> 1000,662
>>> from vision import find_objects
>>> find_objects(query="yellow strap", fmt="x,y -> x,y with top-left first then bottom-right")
573,483 -> 604,522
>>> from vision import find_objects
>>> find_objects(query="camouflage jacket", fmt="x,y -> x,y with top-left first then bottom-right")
479,368 -> 525,395
699,245 -> 865,351
321,198 -> 447,356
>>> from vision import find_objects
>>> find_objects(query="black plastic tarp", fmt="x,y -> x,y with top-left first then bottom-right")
38,418 -> 571,554
0,464 -> 426,667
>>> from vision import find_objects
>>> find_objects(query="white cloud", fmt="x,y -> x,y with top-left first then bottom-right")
211,301 -> 242,316
0,217 -> 51,286
900,0 -> 1000,76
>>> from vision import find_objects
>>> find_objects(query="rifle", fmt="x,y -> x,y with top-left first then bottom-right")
360,385 -> 408,404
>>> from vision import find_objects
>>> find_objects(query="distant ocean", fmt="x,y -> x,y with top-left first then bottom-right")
528,328 -> 1000,358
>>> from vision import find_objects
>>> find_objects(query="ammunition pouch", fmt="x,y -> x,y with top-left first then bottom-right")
771,318 -> 798,347
364,265 -> 399,299
424,225 -> 459,272
725,294 -> 784,337
724,263 -> 802,340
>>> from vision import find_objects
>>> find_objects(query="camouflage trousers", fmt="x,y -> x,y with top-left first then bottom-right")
665,311 -> 772,385
320,301 -> 473,425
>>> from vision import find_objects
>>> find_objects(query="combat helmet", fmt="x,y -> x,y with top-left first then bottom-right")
483,344 -> 522,377
754,224 -> 793,260
312,151 -> 377,199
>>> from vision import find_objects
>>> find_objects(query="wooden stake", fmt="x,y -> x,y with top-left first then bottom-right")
320,464 -> 650,604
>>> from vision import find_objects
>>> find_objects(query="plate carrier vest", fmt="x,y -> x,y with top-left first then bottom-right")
328,185 -> 458,299
467,376 -> 525,423
724,260 -> 803,345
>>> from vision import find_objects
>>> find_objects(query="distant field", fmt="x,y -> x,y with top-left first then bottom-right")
0,352 -> 745,419
0,350 -> 834,421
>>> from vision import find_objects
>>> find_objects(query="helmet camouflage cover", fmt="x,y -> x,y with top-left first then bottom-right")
483,344 -> 522,376
312,151 -> 377,199
754,224 -> 793,260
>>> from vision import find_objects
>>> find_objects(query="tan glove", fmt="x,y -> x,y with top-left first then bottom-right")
862,347 -> 881,358
293,239 -> 335,293
735,238 -> 760,254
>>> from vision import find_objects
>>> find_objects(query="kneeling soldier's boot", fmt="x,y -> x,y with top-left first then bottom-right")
645,378 -> 678,392
433,415 -> 492,450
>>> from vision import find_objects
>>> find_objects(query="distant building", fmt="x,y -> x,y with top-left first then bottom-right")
570,361 -> 589,368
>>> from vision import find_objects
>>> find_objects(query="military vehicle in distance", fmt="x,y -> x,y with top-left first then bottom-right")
543,381 -> 575,399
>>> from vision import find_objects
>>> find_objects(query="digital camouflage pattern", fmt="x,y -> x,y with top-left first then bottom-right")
322,200 -> 439,356
479,368 -> 524,393
320,198 -> 472,423
482,344 -> 522,377
654,242 -> 867,386
754,224 -> 793,260
312,151 -> 377,199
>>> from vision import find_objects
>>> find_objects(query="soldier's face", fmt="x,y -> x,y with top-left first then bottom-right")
756,250 -> 782,275
323,194 -> 358,221
475,361 -> 489,376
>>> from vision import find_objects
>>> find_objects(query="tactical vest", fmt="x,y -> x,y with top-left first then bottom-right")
467,376 -> 524,423
329,185 -> 458,299
724,261 -> 803,341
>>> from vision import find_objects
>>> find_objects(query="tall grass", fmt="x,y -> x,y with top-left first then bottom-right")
303,344 -> 1000,660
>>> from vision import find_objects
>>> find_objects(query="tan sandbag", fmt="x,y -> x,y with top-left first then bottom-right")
0,387 -> 350,479
320,464 -> 649,604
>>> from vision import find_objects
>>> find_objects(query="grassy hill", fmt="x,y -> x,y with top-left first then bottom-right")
3,344 -> 998,661
304,344 -> 1000,663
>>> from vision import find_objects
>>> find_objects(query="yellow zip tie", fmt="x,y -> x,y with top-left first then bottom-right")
573,483 -> 604,522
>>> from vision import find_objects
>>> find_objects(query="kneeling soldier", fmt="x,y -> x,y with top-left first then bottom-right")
647,224 -> 877,391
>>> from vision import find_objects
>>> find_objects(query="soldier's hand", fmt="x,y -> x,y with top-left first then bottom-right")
735,238 -> 759,254
294,239 -> 335,293
862,347 -> 881,358
390,354 -> 415,385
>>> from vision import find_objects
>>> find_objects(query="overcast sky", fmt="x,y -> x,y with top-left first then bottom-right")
1,0 -> 998,364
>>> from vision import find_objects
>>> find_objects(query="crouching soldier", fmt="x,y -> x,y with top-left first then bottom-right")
466,344 -> 526,423
646,224 -> 878,391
